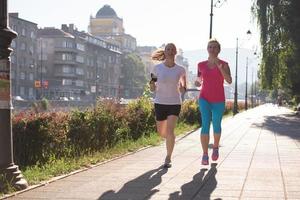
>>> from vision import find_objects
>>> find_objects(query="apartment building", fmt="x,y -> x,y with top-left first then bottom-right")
9,13 -> 38,100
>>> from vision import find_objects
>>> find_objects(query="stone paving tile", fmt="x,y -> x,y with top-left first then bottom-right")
286,191 -> 300,199
241,190 -> 285,198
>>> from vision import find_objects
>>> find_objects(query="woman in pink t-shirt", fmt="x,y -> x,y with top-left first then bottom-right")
195,38 -> 232,165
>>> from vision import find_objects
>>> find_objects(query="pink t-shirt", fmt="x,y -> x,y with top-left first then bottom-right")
197,60 -> 228,103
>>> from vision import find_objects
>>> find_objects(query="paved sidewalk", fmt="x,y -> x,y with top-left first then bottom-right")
3,104 -> 300,200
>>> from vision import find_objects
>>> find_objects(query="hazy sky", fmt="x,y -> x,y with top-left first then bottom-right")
8,0 -> 260,52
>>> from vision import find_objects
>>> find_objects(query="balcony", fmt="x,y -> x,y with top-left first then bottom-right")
54,46 -> 77,53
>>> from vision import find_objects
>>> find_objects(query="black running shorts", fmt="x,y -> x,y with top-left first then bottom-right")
154,104 -> 181,121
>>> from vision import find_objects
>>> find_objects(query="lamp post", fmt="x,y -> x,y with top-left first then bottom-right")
251,69 -> 254,108
40,39 -> 43,99
233,30 -> 251,115
209,0 -> 226,39
209,0 -> 213,38
245,57 -> 248,110
233,38 -> 239,115
254,72 -> 257,106
0,0 -> 28,190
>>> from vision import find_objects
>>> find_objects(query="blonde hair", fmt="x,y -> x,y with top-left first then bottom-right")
151,49 -> 165,61
151,43 -> 177,61
208,38 -> 221,51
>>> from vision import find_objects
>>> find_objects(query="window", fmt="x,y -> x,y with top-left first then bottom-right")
20,42 -> 26,50
20,87 -> 25,95
30,31 -> 35,39
62,66 -> 72,73
20,72 -> 25,80
21,28 -> 26,36
29,46 -> 34,55
62,53 -> 73,61
76,67 -> 84,75
76,55 -> 84,63
12,25 -> 17,32
11,71 -> 15,79
62,79 -> 72,85
76,43 -> 85,51
75,80 -> 84,87
41,67 -> 47,73
29,88 -> 34,97
11,40 -> 16,48
39,54 -> 48,61
29,73 -> 34,81
62,41 -> 73,48
11,56 -> 16,64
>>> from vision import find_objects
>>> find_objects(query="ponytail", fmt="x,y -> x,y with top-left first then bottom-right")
151,49 -> 165,61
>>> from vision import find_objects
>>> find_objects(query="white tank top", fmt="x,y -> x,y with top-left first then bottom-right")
151,63 -> 186,105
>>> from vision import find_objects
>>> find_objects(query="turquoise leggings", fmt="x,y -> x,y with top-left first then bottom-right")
198,98 -> 225,135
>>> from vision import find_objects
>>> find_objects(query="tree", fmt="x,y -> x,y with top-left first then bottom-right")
120,53 -> 147,98
252,0 -> 300,103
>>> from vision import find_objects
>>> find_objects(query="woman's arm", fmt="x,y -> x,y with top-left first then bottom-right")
218,63 -> 232,84
179,74 -> 187,93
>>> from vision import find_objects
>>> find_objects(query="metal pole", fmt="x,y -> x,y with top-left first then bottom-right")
233,38 -> 238,115
254,73 -> 256,107
0,0 -> 28,190
209,0 -> 213,39
40,39 -> 43,99
251,68 -> 254,108
245,57 -> 248,110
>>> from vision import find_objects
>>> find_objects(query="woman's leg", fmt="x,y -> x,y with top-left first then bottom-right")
165,115 -> 178,159
156,120 -> 168,138
211,102 -> 225,148
155,104 -> 168,138
211,102 -> 225,161
199,98 -> 212,154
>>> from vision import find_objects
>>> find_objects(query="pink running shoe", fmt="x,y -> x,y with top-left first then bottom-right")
212,148 -> 219,161
201,154 -> 209,165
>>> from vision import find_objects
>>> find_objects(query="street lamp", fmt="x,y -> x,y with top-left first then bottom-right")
209,0 -> 226,39
0,0 -> 28,190
251,68 -> 254,108
245,52 -> 259,110
245,57 -> 248,110
233,30 -> 251,115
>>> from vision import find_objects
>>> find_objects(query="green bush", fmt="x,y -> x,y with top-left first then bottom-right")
13,112 -> 69,166
125,97 -> 156,140
12,97 -> 200,168
179,99 -> 201,125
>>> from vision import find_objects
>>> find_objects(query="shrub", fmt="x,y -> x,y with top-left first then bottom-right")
13,112 -> 69,166
179,99 -> 201,125
125,97 -> 156,140
12,97 -> 200,167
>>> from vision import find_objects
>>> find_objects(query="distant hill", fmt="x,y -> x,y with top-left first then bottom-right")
184,48 -> 260,99
183,48 -> 259,84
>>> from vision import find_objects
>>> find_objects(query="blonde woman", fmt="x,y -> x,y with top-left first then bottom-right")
195,38 -> 232,165
149,43 -> 187,168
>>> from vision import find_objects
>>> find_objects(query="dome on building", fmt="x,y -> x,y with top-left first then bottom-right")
96,5 -> 117,18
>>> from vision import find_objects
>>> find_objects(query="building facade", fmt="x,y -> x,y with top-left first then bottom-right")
38,24 -> 122,101
136,46 -> 157,77
89,5 -> 136,53
9,13 -> 38,100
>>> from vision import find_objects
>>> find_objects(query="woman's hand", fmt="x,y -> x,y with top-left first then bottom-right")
194,76 -> 202,87
217,63 -> 223,70
149,80 -> 156,92
194,80 -> 201,87
217,63 -> 232,84
179,84 -> 186,93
